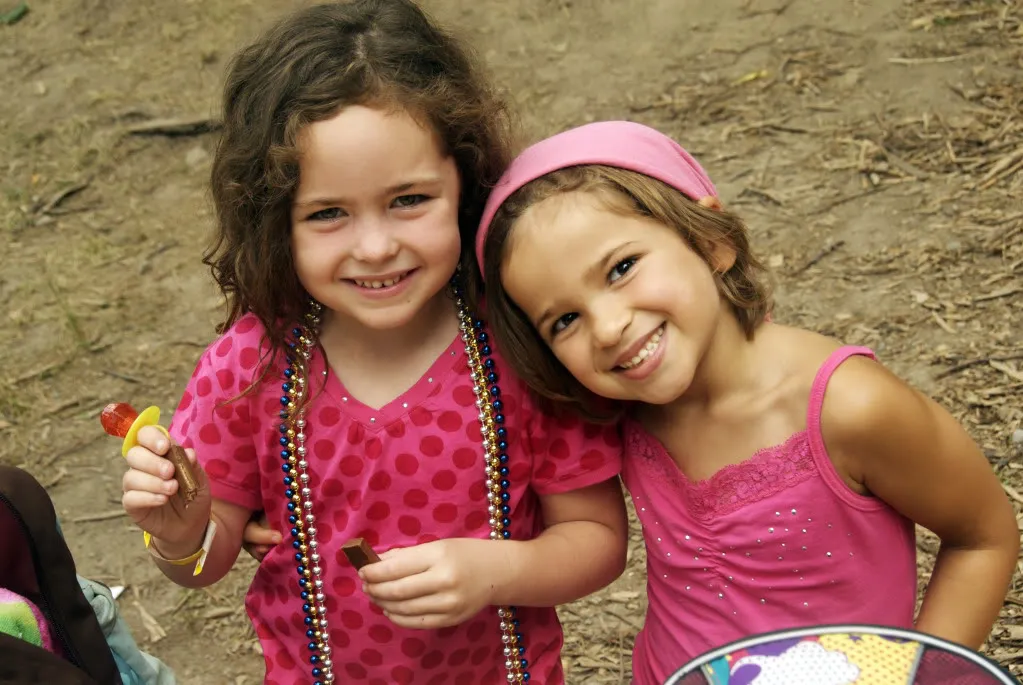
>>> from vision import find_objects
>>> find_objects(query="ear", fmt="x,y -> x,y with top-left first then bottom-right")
710,242 -> 737,273
697,195 -> 722,211
695,196 -> 736,272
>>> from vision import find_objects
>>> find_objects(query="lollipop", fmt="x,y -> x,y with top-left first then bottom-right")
101,402 -> 200,505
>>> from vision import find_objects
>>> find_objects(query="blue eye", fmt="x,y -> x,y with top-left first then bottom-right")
307,207 -> 345,222
393,194 -> 429,209
609,257 -> 637,283
551,312 -> 578,336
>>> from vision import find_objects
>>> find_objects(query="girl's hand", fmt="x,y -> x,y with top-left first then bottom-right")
121,425 -> 212,557
242,511 -> 280,561
360,539 -> 505,629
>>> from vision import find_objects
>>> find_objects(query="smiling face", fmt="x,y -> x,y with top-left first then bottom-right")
501,189 -> 735,405
290,105 -> 462,333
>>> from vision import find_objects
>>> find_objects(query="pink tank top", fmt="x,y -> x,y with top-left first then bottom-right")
622,347 -> 917,685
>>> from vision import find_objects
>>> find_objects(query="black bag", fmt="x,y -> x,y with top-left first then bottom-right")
0,464 -> 121,685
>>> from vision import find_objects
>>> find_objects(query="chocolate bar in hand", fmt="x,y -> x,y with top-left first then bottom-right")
341,538 -> 381,570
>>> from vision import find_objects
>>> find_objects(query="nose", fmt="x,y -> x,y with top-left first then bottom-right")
351,216 -> 399,263
591,295 -> 631,349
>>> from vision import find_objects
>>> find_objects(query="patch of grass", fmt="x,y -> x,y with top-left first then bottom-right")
3,186 -> 26,204
0,391 -> 31,421
44,274 -> 91,353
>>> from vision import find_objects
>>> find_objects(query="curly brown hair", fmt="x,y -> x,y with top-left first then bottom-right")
481,165 -> 773,420
205,0 -> 511,366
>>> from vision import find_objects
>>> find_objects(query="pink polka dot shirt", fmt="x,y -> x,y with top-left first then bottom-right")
169,314 -> 623,684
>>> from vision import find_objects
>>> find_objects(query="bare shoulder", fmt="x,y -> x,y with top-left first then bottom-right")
815,347 -> 1013,559
757,326 -> 923,490
818,354 -> 934,490
820,355 -> 921,442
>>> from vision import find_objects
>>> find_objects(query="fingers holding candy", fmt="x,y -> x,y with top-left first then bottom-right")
105,404 -> 211,546
342,538 -> 381,570
359,538 -> 501,629
103,403 -> 200,503
122,427 -> 199,505
121,441 -> 179,508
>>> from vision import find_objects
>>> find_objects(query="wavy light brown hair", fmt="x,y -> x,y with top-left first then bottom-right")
481,165 -> 772,420
205,0 -> 511,368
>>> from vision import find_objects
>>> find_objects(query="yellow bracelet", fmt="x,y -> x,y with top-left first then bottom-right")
144,519 -> 217,576
146,536 -> 203,565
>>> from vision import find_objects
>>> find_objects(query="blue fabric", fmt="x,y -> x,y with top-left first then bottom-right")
77,576 -> 177,685
56,520 -> 175,684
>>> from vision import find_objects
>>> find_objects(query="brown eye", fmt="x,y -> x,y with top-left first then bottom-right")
392,194 -> 429,209
608,257 -> 638,283
308,207 -> 345,222
551,312 -> 578,336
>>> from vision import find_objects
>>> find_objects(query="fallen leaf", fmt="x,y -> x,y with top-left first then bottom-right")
608,591 -> 640,602
990,360 -> 1023,383
133,600 -> 166,643
732,69 -> 769,86
1003,625 -> 1023,641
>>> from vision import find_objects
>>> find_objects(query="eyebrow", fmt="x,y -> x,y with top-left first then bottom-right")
293,177 -> 443,209
534,241 -> 637,331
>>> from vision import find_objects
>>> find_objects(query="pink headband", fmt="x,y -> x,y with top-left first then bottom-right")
475,120 -> 718,276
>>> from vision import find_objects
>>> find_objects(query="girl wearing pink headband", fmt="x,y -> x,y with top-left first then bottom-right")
475,120 -> 1017,683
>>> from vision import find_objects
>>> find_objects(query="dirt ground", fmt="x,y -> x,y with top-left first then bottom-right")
1,0 -> 1021,682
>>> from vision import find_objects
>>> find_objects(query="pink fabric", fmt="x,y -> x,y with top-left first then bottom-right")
622,347 -> 917,684
169,313 -> 623,685
475,120 -> 718,275
0,587 -> 53,653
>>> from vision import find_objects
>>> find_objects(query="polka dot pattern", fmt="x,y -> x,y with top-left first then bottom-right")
169,313 -> 622,684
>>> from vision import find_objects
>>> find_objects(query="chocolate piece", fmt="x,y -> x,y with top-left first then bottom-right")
342,538 -> 381,570
167,444 -> 199,504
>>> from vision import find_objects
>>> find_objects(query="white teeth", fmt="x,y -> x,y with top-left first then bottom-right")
353,274 -> 405,289
620,326 -> 663,370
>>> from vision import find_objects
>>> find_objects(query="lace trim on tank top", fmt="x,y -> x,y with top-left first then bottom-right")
625,424 -> 818,521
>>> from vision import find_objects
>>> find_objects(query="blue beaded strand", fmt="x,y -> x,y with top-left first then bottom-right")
279,308 -> 334,684
278,289 -> 529,683
453,282 -> 529,683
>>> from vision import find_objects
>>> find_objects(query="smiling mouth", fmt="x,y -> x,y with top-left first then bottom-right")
350,271 -> 413,289
617,325 -> 664,371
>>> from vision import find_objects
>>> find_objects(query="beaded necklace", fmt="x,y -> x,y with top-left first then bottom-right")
277,283 -> 531,684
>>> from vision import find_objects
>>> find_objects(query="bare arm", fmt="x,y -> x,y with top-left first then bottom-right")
491,476 -> 628,607
148,498 -> 251,589
823,357 -> 1019,649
